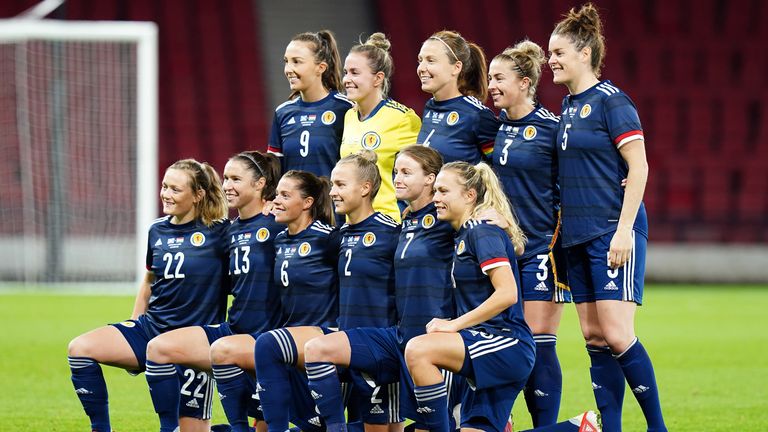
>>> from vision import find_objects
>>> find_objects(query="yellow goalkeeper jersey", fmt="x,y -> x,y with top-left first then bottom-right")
340,99 -> 421,222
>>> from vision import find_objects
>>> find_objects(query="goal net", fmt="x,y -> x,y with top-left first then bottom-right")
0,20 -> 157,286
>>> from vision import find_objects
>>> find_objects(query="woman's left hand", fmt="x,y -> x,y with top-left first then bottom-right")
426,318 -> 458,334
608,228 -> 633,269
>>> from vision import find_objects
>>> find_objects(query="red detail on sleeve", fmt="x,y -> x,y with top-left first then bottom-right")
614,130 -> 644,146
267,145 -> 281,153
480,257 -> 509,270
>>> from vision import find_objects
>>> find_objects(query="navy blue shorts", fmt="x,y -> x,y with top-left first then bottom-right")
518,242 -> 571,303
566,230 -> 646,304
457,329 -> 535,432
111,317 -> 214,419
346,327 -> 403,424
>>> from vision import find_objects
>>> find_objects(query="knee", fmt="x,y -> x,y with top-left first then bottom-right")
303,336 -> 333,363
68,334 -> 95,358
210,337 -> 236,365
146,336 -> 173,363
404,336 -> 433,370
601,328 -> 635,353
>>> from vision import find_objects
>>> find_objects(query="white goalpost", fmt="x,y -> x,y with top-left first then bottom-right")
0,19 -> 157,289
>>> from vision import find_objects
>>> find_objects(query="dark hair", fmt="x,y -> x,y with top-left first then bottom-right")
281,170 -> 334,225
428,30 -> 488,101
337,150 -> 382,200
229,151 -> 281,201
167,159 -> 227,226
350,32 -> 394,98
552,2 -> 606,77
289,30 -> 343,99
397,145 -> 443,178
493,40 -> 546,100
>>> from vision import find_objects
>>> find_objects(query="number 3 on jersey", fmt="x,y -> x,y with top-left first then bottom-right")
300,130 -> 310,157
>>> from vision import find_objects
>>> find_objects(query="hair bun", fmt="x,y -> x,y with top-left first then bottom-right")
365,32 -> 391,52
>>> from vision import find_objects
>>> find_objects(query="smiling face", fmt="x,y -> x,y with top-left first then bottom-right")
160,168 -> 200,223
284,40 -> 323,94
432,169 -> 474,228
417,39 -> 461,99
488,58 -> 529,111
343,52 -> 380,104
394,154 -> 433,203
272,176 -> 311,224
329,162 -> 368,216
222,159 -> 261,211
548,33 -> 588,88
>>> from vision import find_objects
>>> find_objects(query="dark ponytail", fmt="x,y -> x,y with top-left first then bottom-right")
289,30 -> 344,99
281,170 -> 335,226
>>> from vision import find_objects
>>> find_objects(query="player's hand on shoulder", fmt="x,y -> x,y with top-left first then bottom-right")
262,200 -> 275,216
426,318 -> 457,334
478,208 -> 508,230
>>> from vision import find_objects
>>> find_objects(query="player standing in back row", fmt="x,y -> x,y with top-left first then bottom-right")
268,30 -> 353,179
549,3 -> 666,431
488,40 -> 570,427
339,33 -> 421,222
416,30 -> 499,164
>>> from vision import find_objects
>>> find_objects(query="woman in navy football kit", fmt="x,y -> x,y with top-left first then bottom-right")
267,30 -> 353,178
303,146 -> 459,432
549,4 -> 666,431
67,159 -> 229,432
143,152 -> 282,432
212,170 -> 338,432
416,30 -> 499,164
258,151 -> 400,432
488,41 -> 570,427
404,161 -> 532,432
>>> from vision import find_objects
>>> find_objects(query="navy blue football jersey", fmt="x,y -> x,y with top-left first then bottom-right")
492,105 -> 560,258
144,217 -> 229,337
394,203 -> 455,345
226,214 -> 285,334
557,80 -> 648,247
267,91 -> 353,178
338,212 -> 401,330
452,220 -> 531,340
417,95 -> 500,164
273,220 -> 339,328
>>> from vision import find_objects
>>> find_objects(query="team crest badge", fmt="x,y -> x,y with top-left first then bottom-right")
446,111 -> 460,125
580,104 -> 592,118
298,242 -> 312,256
321,110 -> 336,125
422,214 -> 435,229
361,131 -> 381,150
119,321 -> 136,328
362,232 -> 377,247
256,227 -> 270,242
456,240 -> 466,255
523,126 -> 537,140
191,232 -> 206,246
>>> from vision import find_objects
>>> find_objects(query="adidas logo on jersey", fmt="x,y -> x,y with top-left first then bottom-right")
308,416 -> 322,427
591,382 -> 602,390
255,382 -> 265,393
310,390 -> 322,400
533,389 -> 549,397
287,117 -> 296,125
186,398 -> 199,409
154,238 -> 162,247
370,404 -> 384,415
632,385 -> 650,394
74,387 -> 92,395
218,392 -> 226,400
603,280 -> 619,291
534,281 -> 548,291
416,406 -> 435,414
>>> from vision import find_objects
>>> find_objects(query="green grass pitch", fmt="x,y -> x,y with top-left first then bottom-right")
1,285 -> 766,431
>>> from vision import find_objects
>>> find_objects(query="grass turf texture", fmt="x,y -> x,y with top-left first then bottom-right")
0,285 -> 766,431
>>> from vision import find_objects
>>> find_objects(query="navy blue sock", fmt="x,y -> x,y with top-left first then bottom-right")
69,357 -> 111,432
145,360 -> 180,432
212,363 -> 253,432
615,338 -> 667,432
255,329 -> 298,432
524,334 -> 563,427
305,362 -> 345,432
413,382 -> 449,432
587,344 -> 625,432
